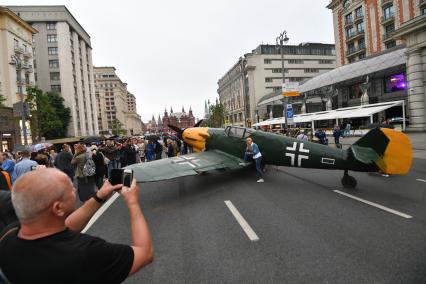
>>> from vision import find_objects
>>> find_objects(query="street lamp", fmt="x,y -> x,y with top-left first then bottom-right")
239,57 -> 250,127
9,54 -> 29,146
276,30 -> 289,133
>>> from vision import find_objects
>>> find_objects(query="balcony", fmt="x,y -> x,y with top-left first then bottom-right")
420,0 -> 426,7
354,14 -> 364,23
14,46 -> 24,54
382,32 -> 394,42
381,14 -> 395,25
346,45 -> 366,57
344,18 -> 353,27
381,0 -> 394,7
346,30 -> 365,42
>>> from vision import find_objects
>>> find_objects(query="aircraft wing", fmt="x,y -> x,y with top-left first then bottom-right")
124,150 -> 246,183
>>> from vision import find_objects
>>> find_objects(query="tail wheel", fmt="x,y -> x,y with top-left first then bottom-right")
342,171 -> 357,189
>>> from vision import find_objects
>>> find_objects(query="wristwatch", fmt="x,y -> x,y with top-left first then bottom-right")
93,193 -> 106,204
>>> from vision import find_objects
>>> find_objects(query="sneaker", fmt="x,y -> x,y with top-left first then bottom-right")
257,178 -> 264,183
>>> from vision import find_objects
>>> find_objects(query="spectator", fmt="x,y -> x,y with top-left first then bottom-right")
146,141 -> 154,161
54,144 -> 74,181
138,139 -> 146,163
154,140 -> 163,160
166,139 -> 175,158
0,153 -> 16,184
0,168 -> 153,283
0,190 -> 18,234
333,125 -> 343,148
13,150 -> 38,179
101,139 -> 118,177
123,139 -> 137,166
91,145 -> 106,189
33,150 -> 49,166
296,130 -> 309,141
71,144 -> 96,202
314,129 -> 328,145
0,168 -> 12,191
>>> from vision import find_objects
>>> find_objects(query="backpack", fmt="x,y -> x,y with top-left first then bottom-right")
82,154 -> 96,177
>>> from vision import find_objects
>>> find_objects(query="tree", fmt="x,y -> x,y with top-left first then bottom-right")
202,100 -> 225,128
0,94 -> 5,107
111,119 -> 127,136
26,86 -> 71,140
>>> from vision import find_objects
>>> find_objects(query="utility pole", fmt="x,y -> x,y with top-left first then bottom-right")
10,54 -> 29,146
276,31 -> 289,133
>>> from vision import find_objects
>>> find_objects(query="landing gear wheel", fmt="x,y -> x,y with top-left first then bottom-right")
341,171 -> 357,189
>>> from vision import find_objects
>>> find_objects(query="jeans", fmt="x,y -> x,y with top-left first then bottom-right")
254,157 -> 263,178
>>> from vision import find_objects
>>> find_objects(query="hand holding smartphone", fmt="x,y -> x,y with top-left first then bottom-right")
109,169 -> 133,189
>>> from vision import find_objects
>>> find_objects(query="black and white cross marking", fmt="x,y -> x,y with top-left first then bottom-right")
285,142 -> 310,167
171,156 -> 201,168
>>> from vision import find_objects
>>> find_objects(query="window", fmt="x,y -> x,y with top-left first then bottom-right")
23,45 -> 27,52
345,13 -> 353,23
358,38 -> 365,49
346,27 -> 355,37
49,60 -> 59,68
319,59 -> 333,64
343,0 -> 350,8
356,21 -> 364,32
288,59 -> 304,64
422,7 -> 426,15
385,23 -> 395,34
347,42 -> 355,53
355,6 -> 363,18
47,34 -> 57,43
349,84 -> 362,99
359,53 -> 366,59
34,73 -> 37,82
226,126 -> 246,138
271,68 -> 287,73
383,5 -> 394,20
14,39 -> 19,48
50,72 -> 60,81
51,85 -> 61,92
385,40 -> 396,49
384,73 -> 407,93
48,47 -> 58,55
304,68 -> 319,73
348,57 -> 356,63
264,59 -> 272,64
265,78 -> 273,83
33,60 -> 37,69
46,22 -> 56,30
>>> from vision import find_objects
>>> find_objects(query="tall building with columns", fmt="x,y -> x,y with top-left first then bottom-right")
9,5 -> 99,136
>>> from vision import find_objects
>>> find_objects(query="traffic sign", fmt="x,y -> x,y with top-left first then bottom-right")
286,104 -> 295,125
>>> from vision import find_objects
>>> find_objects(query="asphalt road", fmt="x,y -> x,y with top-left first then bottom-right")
87,158 -> 426,283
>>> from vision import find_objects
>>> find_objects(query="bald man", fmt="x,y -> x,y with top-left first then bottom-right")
0,168 -> 153,284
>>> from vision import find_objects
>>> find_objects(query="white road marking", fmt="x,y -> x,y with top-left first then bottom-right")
333,190 -> 412,219
82,192 -> 121,233
416,179 -> 426,183
224,200 -> 259,242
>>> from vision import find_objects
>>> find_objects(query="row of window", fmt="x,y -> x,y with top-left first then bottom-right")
265,77 -> 309,83
264,59 -> 334,64
268,68 -> 320,73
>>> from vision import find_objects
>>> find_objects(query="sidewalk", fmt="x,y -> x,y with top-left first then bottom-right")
327,132 -> 426,159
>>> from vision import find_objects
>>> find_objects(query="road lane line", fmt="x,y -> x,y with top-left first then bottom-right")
416,179 -> 426,183
82,192 -> 120,233
333,190 -> 412,219
224,200 -> 259,242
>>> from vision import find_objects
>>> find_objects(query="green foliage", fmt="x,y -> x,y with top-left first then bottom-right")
26,86 -> 71,140
0,94 -> 5,107
111,119 -> 127,136
202,101 -> 226,128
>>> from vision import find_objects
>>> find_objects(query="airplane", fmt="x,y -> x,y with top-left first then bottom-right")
125,122 -> 412,189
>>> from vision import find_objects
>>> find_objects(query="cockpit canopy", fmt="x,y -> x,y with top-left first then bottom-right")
224,126 -> 253,139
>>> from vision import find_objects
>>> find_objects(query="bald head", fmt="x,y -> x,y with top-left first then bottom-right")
12,168 -> 75,223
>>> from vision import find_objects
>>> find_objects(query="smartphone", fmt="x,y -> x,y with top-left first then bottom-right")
109,169 -> 124,185
123,169 -> 133,188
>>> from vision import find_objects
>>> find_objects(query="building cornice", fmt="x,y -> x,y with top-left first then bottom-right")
393,14 -> 426,39
0,6 -> 37,34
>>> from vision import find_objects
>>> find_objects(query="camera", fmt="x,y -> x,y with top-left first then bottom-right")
109,169 -> 133,188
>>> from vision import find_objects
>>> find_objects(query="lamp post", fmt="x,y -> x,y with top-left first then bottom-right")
240,57 -> 249,127
10,54 -> 28,146
276,30 -> 289,132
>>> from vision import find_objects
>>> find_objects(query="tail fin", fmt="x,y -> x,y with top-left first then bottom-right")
350,128 -> 412,175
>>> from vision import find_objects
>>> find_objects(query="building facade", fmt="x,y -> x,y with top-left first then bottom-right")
327,0 -> 424,66
94,66 -> 127,133
161,106 -> 195,134
9,5 -> 99,137
124,92 -> 143,135
0,7 -> 37,147
218,43 -> 336,126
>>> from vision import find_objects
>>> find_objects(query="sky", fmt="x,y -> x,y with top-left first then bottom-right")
7,0 -> 335,122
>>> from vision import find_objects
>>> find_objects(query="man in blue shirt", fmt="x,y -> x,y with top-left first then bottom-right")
13,150 -> 38,179
240,137 -> 264,183
0,152 -> 16,184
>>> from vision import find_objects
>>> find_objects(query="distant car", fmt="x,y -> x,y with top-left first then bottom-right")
389,117 -> 409,125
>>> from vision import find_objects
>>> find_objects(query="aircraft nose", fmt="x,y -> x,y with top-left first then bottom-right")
182,127 -> 209,152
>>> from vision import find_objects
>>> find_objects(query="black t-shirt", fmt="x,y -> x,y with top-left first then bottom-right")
0,228 -> 134,284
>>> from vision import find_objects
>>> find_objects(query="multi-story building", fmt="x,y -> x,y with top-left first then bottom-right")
9,5 -> 99,137
94,66 -> 127,133
218,43 -> 336,126
161,106 -> 195,134
0,6 -> 37,148
124,92 -> 143,135
327,0 -> 423,66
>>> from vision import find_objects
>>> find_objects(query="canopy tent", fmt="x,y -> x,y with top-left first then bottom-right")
253,100 -> 406,131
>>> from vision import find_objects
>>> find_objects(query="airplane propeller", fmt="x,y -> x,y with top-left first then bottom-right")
167,119 -> 203,140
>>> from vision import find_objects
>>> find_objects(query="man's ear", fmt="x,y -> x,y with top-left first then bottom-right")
52,201 -> 66,217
